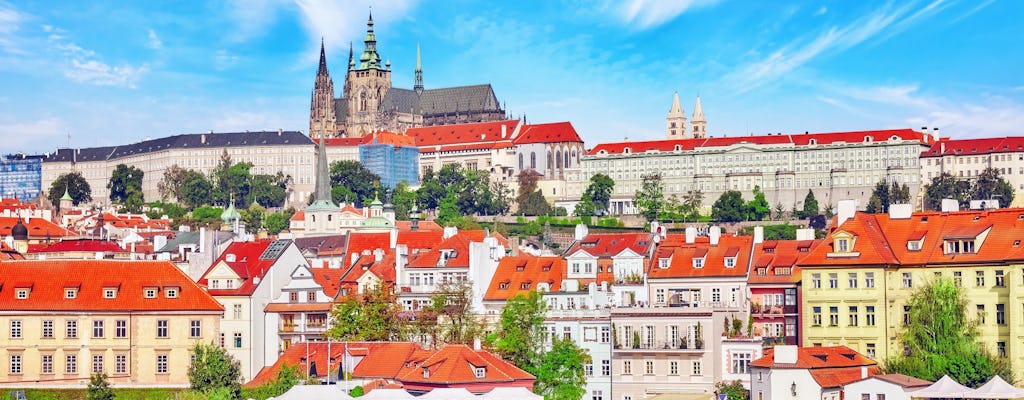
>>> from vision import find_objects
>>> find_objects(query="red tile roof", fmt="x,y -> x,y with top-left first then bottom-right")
247,341 -> 420,387
484,255 -> 565,300
0,217 -> 72,238
198,240 -> 285,296
345,232 -> 391,259
811,368 -> 877,389
409,120 -> 520,148
394,344 -> 534,387
588,129 -> 928,156
361,131 -> 417,147
395,220 -> 442,231
920,136 -> 1024,157
29,239 -> 126,254
513,122 -> 583,144
323,137 -> 363,147
310,267 -> 345,298
290,210 -> 305,221
748,239 -> 821,284
648,234 -> 753,278
566,233 -> 655,259
799,213 -> 898,267
0,242 -> 25,260
751,346 -> 877,369
0,260 -> 223,312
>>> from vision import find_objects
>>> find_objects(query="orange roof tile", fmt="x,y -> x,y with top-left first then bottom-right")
393,344 -> 534,386
588,128 -> 928,156
409,120 -> 520,148
361,131 -> 417,147
345,232 -> 391,258
648,235 -> 753,278
198,240 -> 288,296
484,255 -> 565,300
29,239 -> 126,253
748,239 -> 822,285
920,136 -> 1024,157
566,233 -> 655,258
751,346 -> 877,370
0,260 -> 223,312
513,122 -> 583,144
0,217 -> 72,238
310,267 -> 344,298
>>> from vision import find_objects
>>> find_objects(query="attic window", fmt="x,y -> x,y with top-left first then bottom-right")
165,287 -> 179,298
474,366 -> 486,378
104,288 -> 118,299
809,139 -> 817,145
658,258 -> 670,269
674,145 -> 682,151
1015,240 -> 1021,247
973,215 -> 981,221
907,240 -> 922,251
64,288 -> 78,299
498,281 -> 511,290
15,289 -> 29,299
775,267 -> 792,276
144,287 -> 158,298
422,367 -> 430,379
520,282 -> 531,290
542,262 -> 552,272
725,257 -> 737,268
864,136 -> 873,143
1018,214 -> 1024,220
943,239 -> 976,254
516,261 -> 527,272
623,147 -> 631,154
757,268 -> 766,275
692,258 -> 704,268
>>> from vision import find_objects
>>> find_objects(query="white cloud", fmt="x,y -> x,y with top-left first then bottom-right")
0,4 -> 26,54
292,0 -> 418,66
814,6 -> 828,16
224,0 -> 287,42
0,117 -> 65,151
611,0 -> 721,29
147,28 -> 162,49
65,59 -> 148,88
213,49 -> 239,70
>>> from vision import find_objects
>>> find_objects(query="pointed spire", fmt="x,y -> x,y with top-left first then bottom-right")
666,91 -> 687,139
692,95 -> 705,121
60,185 -> 73,202
414,42 -> 424,95
308,125 -> 339,211
317,37 -> 329,76
358,9 -> 383,70
691,95 -> 707,139
669,92 -> 683,114
348,41 -> 355,70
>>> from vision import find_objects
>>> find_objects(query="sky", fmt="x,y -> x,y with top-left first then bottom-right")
1,0 -> 1022,154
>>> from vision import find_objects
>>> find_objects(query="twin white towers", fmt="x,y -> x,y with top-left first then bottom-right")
666,92 -> 706,139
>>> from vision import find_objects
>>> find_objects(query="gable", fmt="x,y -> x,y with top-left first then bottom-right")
207,261 -> 240,280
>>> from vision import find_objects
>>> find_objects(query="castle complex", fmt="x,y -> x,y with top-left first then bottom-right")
309,12 -> 507,139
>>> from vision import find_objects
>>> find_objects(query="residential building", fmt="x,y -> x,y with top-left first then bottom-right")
25,239 -> 129,260
309,15 -> 505,139
749,345 -> 879,400
263,264 -> 337,366
799,203 -> 1024,371
0,153 -> 43,201
196,239 -> 304,381
563,227 -> 654,306
395,228 -> 506,312
844,374 -> 933,400
41,131 -> 316,207
582,129 -> 933,215
0,260 -> 222,387
748,228 -> 820,346
919,136 -> 1024,207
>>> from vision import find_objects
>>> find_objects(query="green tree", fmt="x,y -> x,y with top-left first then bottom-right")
123,186 -> 145,213
924,173 -> 971,210
264,210 -> 293,235
746,186 -> 770,221
573,193 -> 596,217
711,190 -> 747,222
800,190 -> 819,219
582,173 -> 615,215
250,173 -> 289,208
436,191 -> 462,226
884,278 -> 1014,387
330,160 -> 381,206
350,386 -> 365,397
108,164 -> 144,204
390,182 -> 417,220
48,171 -> 92,209
715,380 -> 748,400
867,180 -> 912,213
495,291 -> 548,371
240,205 -> 265,234
189,342 -> 242,399
424,283 -> 483,345
517,169 -> 542,212
681,190 -> 705,221
87,373 -> 115,400
633,173 -> 664,222
180,170 -> 214,208
772,202 -> 786,221
327,282 -> 405,341
519,190 -> 551,216
417,170 -> 447,211
533,338 -> 591,400
971,168 -> 1014,207
158,164 -> 188,202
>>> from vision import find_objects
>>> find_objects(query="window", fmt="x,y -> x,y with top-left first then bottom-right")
601,327 -> 610,343
977,304 -> 986,324
731,352 -> 751,374
602,360 -> 611,376
878,394 -> 886,400
15,289 -> 29,299
829,307 -> 839,326
157,355 -> 168,374
65,288 -> 77,299
115,355 -> 126,374
995,270 -> 1005,287
220,333 -> 225,348
812,273 -> 821,289
10,354 -> 21,374
307,291 -> 316,302
976,271 -> 985,287
693,258 -> 704,268
104,288 -> 117,299
812,307 -> 822,326
902,272 -> 913,288
645,361 -> 654,375
997,342 -> 1007,358
233,304 -> 243,319
866,306 -> 876,326
848,273 -> 858,288
954,271 -> 963,286
848,306 -> 859,326
692,360 -> 702,376
725,257 -> 736,268
828,273 -> 838,289
66,354 -> 77,374
10,320 -> 21,338
234,332 -> 242,348
190,320 -> 202,338
115,320 -> 127,338
66,320 -> 78,338
865,272 -> 875,288
623,360 -> 631,375
157,320 -> 168,338
563,326 -> 572,340
92,355 -> 104,373
42,354 -> 53,374
997,304 -> 1006,325
289,292 -> 298,302
656,289 -> 666,304
592,390 -> 604,400
712,288 -> 721,303
866,343 -> 877,359
903,306 -> 911,326
165,287 -> 178,298
93,320 -> 104,338
144,288 -> 157,298
836,238 -> 850,252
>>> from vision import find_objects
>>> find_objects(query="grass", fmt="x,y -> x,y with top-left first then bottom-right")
0,388 -> 186,400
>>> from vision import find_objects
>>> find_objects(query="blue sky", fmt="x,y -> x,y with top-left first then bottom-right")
1,0 -> 1022,154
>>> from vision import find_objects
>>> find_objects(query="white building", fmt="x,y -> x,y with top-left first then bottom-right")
843,374 -> 933,400
919,136 -> 1024,207
748,345 -> 878,400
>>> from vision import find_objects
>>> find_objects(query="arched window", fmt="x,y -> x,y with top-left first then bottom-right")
519,153 -> 524,170
547,151 -> 553,171
564,150 -> 570,168
555,151 -> 562,171
530,152 -> 536,169
359,91 -> 367,112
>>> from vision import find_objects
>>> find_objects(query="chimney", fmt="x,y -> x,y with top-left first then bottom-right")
774,345 -> 798,364
473,337 -> 481,351
795,228 -> 815,241
501,124 -> 507,139
350,252 -> 360,267
390,227 -> 398,250
888,204 -> 913,219
861,366 -> 868,379
574,223 -> 589,241
373,248 -> 384,262
199,227 -> 206,254
278,128 -> 283,136
709,226 -> 721,246
940,141 -> 945,154
685,226 -> 696,244
941,199 -> 959,213
836,199 -> 859,227
443,226 -> 458,240
201,134 -> 207,144
753,226 -> 764,244
395,244 -> 408,286
225,253 -> 236,262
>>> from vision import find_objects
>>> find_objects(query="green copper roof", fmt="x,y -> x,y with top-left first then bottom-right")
220,202 -> 241,222
60,186 -> 73,201
306,199 -> 340,212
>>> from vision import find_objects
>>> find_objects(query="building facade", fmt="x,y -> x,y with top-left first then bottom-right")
919,136 -> 1024,207
0,154 -> 43,201
0,260 -> 222,387
358,131 -> 420,188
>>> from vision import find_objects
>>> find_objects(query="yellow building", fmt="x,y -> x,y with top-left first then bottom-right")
0,260 -> 222,387
800,205 -> 1024,372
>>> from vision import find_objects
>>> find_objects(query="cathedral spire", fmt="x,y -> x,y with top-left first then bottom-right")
358,9 -> 383,70
666,91 -> 686,139
414,42 -> 423,95
348,41 -> 354,70
309,126 -> 338,210
317,37 -> 329,76
691,95 -> 707,139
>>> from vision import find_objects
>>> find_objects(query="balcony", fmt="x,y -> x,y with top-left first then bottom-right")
614,339 -> 705,353
750,304 -> 797,316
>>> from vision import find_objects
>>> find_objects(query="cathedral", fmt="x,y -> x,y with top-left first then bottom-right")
309,12 -> 507,138
666,92 -> 707,139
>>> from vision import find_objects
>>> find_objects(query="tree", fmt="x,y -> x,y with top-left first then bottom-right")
633,173 -> 664,222
327,282 -> 405,342
87,373 -> 115,400
417,170 -> 447,211
189,342 -> 242,399
250,173 -> 289,208
48,172 -> 92,209
424,283 -> 483,345
240,205 -> 265,234
264,209 -> 293,235
925,173 -> 971,210
772,202 -> 786,221
971,168 -> 1014,207
390,182 -> 417,220
108,164 -> 144,204
217,162 -> 253,207
158,164 -> 188,202
495,291 -> 548,372
436,191 -> 462,226
884,278 -> 1014,387
582,173 -> 614,215
799,190 -> 819,219
532,338 -> 591,400
180,170 -> 214,208
517,169 -> 541,210
573,193 -> 595,217
518,190 -> 551,216
330,160 -> 381,206
715,380 -> 748,400
682,190 -> 705,221
809,214 -> 827,230
745,186 -> 770,221
711,190 -> 747,223
867,180 -> 912,213
243,363 -> 300,400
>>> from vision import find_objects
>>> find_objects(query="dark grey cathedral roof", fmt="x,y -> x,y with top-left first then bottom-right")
380,88 -> 423,115
43,131 -> 313,163
334,98 -> 349,124
419,84 -> 501,117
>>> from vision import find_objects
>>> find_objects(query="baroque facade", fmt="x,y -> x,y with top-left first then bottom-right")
310,13 -> 506,139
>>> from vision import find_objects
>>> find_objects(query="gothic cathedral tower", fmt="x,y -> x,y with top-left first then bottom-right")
691,96 -> 707,139
666,92 -> 687,139
309,39 -> 338,139
344,11 -> 392,137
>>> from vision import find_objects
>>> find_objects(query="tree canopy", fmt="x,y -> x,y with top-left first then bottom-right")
330,160 -> 381,206
327,282 -> 405,342
799,190 -> 819,219
189,342 -> 242,399
107,164 -> 144,210
633,173 -> 665,222
711,190 -> 747,223
48,172 -> 92,209
924,173 -> 971,210
532,338 -> 591,400
494,291 -> 548,371
971,168 -> 1015,207
746,186 -> 770,221
581,173 -> 614,215
866,180 -> 911,213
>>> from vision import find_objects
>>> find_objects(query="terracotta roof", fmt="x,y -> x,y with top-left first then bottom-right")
247,341 -> 420,387
920,136 -> 1024,157
407,231 -> 489,269
0,242 -> 24,260
748,239 -> 822,284
799,213 -> 897,267
345,232 -> 391,259
588,128 -> 928,156
310,267 -> 345,298
751,346 -> 877,369
29,239 -> 126,253
323,137 -> 363,147
395,220 -> 442,232
290,210 -> 305,221
566,233 -> 655,259
0,217 -> 72,238
811,368 -> 877,389
0,260 -> 223,312
647,234 -> 753,279
409,120 -> 520,148
198,240 -> 291,296
393,344 -> 534,386
861,373 -> 933,388
484,255 -> 565,300
513,122 -> 583,144
361,131 -> 417,147
397,230 -> 445,252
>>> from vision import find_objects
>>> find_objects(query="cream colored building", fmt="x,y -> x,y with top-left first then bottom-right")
0,260 -> 222,387
919,136 -> 1024,207
41,131 -> 316,208
582,129 -> 933,215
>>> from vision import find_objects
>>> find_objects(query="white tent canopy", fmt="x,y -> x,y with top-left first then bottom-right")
480,387 -> 544,400
969,376 -> 1024,399
909,375 -> 975,399
268,384 -> 355,400
416,388 -> 477,400
357,388 -> 417,400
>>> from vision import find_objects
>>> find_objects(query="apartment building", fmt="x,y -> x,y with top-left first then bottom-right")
919,136 -> 1024,207
748,231 -> 821,346
0,260 -> 222,387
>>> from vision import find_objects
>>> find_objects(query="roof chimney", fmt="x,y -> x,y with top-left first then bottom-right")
836,199 -> 859,227
888,204 -> 913,219
201,134 -> 207,144
775,345 -> 798,364
932,127 -> 939,142
753,226 -> 764,244
278,128 -> 283,136
709,226 -> 721,246
941,199 -> 959,213
685,226 -> 696,244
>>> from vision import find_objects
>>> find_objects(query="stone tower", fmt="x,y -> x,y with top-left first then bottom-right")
691,96 -> 707,139
309,39 -> 339,139
344,11 -> 392,137
666,92 -> 687,139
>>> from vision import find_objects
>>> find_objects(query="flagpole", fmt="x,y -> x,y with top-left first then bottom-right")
326,316 -> 331,385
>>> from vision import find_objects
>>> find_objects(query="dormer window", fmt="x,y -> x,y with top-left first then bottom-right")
809,139 -> 817,145
165,287 -> 179,298
103,288 -> 118,299
836,239 -> 850,253
498,281 -> 511,290
65,288 -> 78,299
422,367 -> 430,379
757,268 -> 766,275
144,287 -> 158,298
907,240 -> 922,251
15,289 -> 29,299
943,240 -> 976,254
474,366 -> 486,378
725,257 -> 736,268
828,231 -> 860,258
520,282 -> 531,290
658,258 -> 670,269
775,267 -> 792,276
692,258 -> 704,268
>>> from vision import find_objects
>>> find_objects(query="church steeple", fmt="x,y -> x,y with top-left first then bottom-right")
691,96 -> 707,139
348,41 -> 354,71
317,38 -> 329,75
414,42 -> 423,95
666,92 -> 686,139
308,127 -> 339,211
309,38 -> 338,139
358,10 -> 384,70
